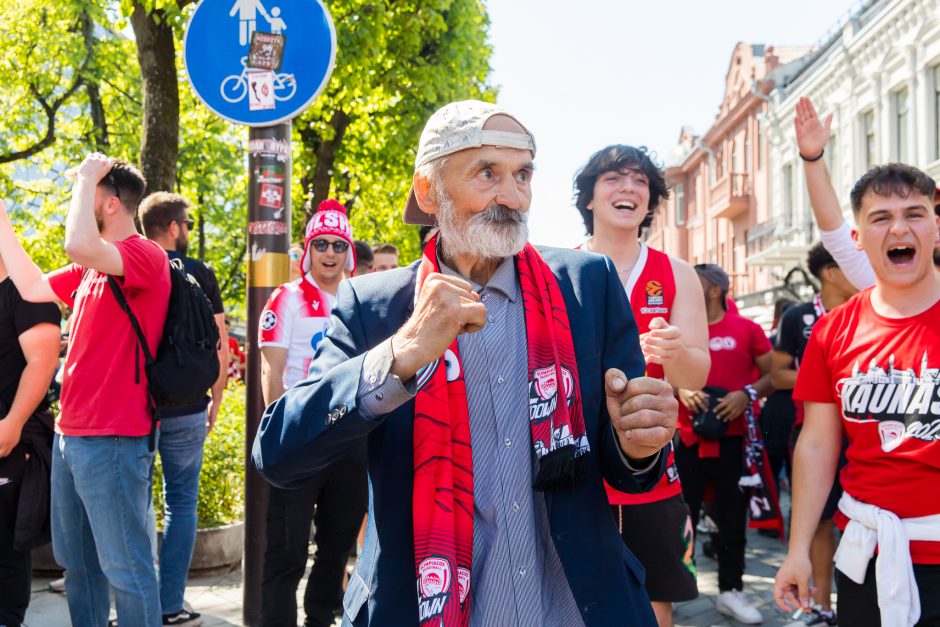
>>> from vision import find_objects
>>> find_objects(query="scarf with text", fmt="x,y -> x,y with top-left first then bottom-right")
738,385 -> 786,540
412,235 -> 590,627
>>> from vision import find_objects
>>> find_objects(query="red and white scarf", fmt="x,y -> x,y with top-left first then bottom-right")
412,235 -> 590,626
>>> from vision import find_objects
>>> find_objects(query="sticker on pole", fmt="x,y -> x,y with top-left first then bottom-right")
184,0 -> 336,126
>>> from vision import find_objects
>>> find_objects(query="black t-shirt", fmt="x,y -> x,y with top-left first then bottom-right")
776,300 -> 821,367
0,278 -> 61,413
168,251 -> 224,315
162,251 -> 224,417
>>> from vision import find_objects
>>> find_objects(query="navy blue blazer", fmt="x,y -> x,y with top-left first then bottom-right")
253,247 -> 666,627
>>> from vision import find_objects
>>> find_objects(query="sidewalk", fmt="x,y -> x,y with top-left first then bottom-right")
27,496 -> 824,626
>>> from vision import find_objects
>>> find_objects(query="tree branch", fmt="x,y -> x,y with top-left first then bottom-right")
0,64 -> 87,164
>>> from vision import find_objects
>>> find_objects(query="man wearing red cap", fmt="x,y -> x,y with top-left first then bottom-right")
258,199 -> 367,627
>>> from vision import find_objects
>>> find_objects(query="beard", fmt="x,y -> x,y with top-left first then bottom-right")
436,189 -> 528,261
176,234 -> 189,257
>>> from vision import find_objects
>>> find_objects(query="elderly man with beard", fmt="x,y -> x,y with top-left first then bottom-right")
252,101 -> 678,627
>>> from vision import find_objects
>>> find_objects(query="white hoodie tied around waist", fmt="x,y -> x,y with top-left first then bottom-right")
834,491 -> 940,627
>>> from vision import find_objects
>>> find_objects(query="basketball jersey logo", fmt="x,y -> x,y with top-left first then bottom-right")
645,280 -> 664,306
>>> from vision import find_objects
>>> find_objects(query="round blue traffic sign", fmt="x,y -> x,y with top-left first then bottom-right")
184,0 -> 336,127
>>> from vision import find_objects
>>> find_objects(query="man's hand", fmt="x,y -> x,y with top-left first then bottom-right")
74,153 -> 113,183
774,553 -> 815,613
794,97 -> 832,158
0,419 -> 24,458
678,388 -> 708,413
390,273 -> 487,381
606,369 -> 677,461
639,317 -> 683,365
207,401 -> 220,434
714,389 -> 749,421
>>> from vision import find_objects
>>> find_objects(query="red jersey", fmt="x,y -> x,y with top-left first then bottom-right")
677,312 -> 772,448
794,288 -> 940,564
605,245 -> 682,505
49,235 -> 170,436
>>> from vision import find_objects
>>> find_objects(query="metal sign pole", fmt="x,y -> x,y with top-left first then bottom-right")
243,122 -> 292,626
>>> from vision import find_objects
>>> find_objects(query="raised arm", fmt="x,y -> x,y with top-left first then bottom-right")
0,201 -> 59,303
63,154 -> 126,276
796,98 -> 875,290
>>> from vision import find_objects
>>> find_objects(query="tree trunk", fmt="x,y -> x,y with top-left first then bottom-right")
299,109 -> 351,218
130,2 -> 179,194
81,11 -> 109,151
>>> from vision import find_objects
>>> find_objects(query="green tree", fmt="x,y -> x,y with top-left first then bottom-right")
294,0 -> 495,262
0,0 -> 494,296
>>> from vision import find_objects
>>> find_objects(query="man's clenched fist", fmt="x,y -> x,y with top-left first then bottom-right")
390,273 -> 487,381
605,368 -> 677,462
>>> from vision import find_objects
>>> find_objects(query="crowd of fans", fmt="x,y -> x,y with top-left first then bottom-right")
1,93 -> 938,627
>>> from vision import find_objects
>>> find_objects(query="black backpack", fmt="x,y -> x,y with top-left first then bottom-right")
107,258 -> 220,445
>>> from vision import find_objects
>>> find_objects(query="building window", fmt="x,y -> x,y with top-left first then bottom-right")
863,109 -> 876,170
675,184 -> 686,225
895,88 -> 910,162
783,163 -> 794,227
933,65 -> 940,161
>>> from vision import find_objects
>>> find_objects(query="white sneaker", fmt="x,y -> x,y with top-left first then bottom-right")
716,589 -> 763,624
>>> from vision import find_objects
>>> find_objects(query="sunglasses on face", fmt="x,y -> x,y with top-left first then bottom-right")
310,239 -> 349,253
170,218 -> 195,230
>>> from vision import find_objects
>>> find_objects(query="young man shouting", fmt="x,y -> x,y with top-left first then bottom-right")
775,164 -> 940,627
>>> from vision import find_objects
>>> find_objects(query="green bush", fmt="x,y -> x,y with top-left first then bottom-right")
152,383 -> 246,529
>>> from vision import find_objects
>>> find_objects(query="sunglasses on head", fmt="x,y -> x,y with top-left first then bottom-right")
104,174 -> 121,200
311,239 -> 349,253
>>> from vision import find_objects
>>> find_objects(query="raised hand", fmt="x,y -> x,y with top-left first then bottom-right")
390,273 -> 487,380
794,97 -> 832,159
606,369 -> 677,461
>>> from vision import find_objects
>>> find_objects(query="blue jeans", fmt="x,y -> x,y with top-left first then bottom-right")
51,434 -> 161,627
156,410 -> 208,614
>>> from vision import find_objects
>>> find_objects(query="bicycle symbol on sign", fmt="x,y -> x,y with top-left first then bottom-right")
220,57 -> 297,103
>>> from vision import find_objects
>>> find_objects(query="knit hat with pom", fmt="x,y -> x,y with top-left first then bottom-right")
302,198 -> 356,274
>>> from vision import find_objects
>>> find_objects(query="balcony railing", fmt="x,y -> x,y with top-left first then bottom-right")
707,173 -> 750,220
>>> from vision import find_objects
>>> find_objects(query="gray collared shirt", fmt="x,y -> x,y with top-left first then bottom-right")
358,255 -> 653,626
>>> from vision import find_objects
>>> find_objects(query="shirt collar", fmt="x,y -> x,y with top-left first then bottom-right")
437,251 -> 520,303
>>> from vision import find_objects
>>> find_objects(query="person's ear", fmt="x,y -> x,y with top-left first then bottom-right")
168,220 -> 180,240
851,226 -> 862,251
413,172 -> 440,218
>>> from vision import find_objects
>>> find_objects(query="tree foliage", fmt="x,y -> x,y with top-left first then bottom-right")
0,0 -> 494,307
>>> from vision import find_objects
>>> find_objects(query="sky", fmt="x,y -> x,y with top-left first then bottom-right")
485,0 -> 861,247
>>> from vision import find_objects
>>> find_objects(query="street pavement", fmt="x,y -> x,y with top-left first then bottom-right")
26,493 -> 828,626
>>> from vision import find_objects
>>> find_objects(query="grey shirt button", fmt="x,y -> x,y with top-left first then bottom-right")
487,315 -> 495,323
375,392 -> 384,401
518,566 -> 527,576
497,375 -> 504,384
511,501 -> 520,512
504,438 -> 512,447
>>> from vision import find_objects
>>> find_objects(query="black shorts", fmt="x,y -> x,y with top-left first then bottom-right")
790,424 -> 846,521
835,558 -> 940,626
611,494 -> 698,603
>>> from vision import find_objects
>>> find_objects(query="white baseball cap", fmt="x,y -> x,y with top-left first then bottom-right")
403,100 -> 536,226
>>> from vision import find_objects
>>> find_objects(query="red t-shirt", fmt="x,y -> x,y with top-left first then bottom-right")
677,313 -> 772,446
49,235 -> 170,436
605,245 -> 683,505
794,289 -> 940,564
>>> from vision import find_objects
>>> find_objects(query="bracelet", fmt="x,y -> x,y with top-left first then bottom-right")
799,149 -> 824,162
742,385 -> 757,402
